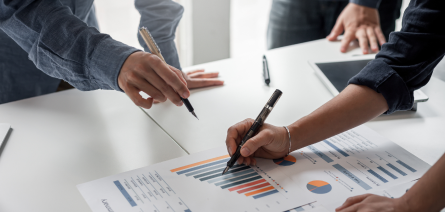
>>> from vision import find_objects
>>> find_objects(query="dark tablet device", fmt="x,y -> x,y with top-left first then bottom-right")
308,56 -> 429,103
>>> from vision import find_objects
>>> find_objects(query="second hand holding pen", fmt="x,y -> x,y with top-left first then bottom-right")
222,89 -> 283,175
139,27 -> 199,120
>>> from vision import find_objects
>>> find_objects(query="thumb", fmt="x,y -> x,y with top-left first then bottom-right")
327,19 -> 344,41
240,130 -> 273,157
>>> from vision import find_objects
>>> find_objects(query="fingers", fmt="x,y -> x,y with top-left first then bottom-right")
125,85 -> 154,109
188,72 -> 219,79
327,18 -> 345,41
186,69 -> 205,75
147,54 -> 190,99
340,30 -> 355,53
226,119 -> 255,157
130,72 -> 167,102
240,129 -> 274,157
168,65 -> 187,86
336,194 -> 372,211
356,27 -> 369,54
366,27 -> 379,53
374,26 -> 386,46
187,78 -> 224,89
139,66 -> 184,106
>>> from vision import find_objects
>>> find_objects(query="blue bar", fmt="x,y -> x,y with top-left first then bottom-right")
252,189 -> 279,199
193,168 -> 225,179
113,181 -> 137,207
185,163 -> 227,177
387,163 -> 407,176
177,159 -> 229,175
207,168 -> 255,183
396,160 -> 417,172
367,170 -> 388,183
221,176 -> 262,189
308,145 -> 334,163
199,166 -> 251,181
215,172 -> 259,186
185,210 -> 191,212
333,164 -> 372,190
324,140 -> 349,157
377,166 -> 398,179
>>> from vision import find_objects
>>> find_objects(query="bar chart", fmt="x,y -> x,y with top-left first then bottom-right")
171,155 -> 280,199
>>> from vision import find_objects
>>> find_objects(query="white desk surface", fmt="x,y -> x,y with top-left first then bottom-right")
144,39 -> 445,166
0,90 -> 188,212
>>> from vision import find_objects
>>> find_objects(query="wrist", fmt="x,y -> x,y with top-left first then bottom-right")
287,121 -> 309,152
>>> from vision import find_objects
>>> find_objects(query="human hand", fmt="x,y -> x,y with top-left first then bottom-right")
151,69 -> 224,103
182,69 -> 224,89
118,52 -> 190,109
225,118 -> 289,166
326,3 -> 386,54
335,194 -> 409,212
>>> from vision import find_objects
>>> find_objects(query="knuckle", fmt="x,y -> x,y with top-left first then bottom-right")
133,98 -> 143,107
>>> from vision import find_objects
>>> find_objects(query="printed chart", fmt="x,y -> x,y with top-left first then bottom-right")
78,125 -> 430,212
78,148 -> 313,212
273,155 -> 297,166
171,155 -> 279,199
306,181 -> 332,194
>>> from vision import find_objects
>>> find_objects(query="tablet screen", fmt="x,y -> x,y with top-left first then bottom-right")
315,59 -> 371,92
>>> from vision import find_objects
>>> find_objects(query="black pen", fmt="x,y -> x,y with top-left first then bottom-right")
139,27 -> 198,120
263,55 -> 270,86
222,89 -> 283,175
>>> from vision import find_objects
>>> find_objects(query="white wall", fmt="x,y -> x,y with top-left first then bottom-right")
190,0 -> 231,65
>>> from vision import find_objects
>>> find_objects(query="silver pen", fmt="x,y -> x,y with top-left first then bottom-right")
139,27 -> 198,120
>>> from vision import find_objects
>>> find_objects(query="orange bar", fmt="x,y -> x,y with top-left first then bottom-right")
238,182 -> 270,194
245,186 -> 275,197
170,155 -> 229,172
228,179 -> 266,192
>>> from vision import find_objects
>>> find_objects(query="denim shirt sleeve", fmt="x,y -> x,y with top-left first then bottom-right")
348,0 -> 445,114
0,0 -> 142,92
135,0 -> 184,70
350,0 -> 381,8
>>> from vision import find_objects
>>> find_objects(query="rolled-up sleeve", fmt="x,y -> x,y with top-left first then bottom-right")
348,0 -> 445,114
0,0 -> 139,92
135,0 -> 183,70
350,0 -> 381,8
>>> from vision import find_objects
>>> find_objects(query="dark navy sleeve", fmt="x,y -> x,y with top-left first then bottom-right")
350,0 -> 381,8
348,0 -> 445,114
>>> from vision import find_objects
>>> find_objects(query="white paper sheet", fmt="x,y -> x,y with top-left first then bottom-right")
78,125 -> 430,212
0,123 -> 11,148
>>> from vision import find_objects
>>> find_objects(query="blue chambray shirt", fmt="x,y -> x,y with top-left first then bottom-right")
0,0 -> 183,104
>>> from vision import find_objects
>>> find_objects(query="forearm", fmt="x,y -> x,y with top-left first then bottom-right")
399,153 -> 445,211
288,84 -> 388,150
0,0 -> 138,91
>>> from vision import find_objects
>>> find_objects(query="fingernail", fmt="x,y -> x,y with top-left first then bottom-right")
182,92 -> 190,98
241,147 -> 250,156
177,101 -> 183,106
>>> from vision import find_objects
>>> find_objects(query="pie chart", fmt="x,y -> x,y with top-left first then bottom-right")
307,180 -> 332,194
273,155 -> 296,166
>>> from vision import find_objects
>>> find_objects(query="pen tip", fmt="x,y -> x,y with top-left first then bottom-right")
222,166 -> 229,175
191,111 -> 199,120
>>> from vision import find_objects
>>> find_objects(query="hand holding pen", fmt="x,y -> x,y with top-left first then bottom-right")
223,89 -> 283,174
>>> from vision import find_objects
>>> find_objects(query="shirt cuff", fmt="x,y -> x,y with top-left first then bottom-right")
350,0 -> 381,8
89,37 -> 140,92
348,59 -> 414,114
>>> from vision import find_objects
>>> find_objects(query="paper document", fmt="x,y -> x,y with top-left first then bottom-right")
78,125 -> 430,212
0,123 -> 11,148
